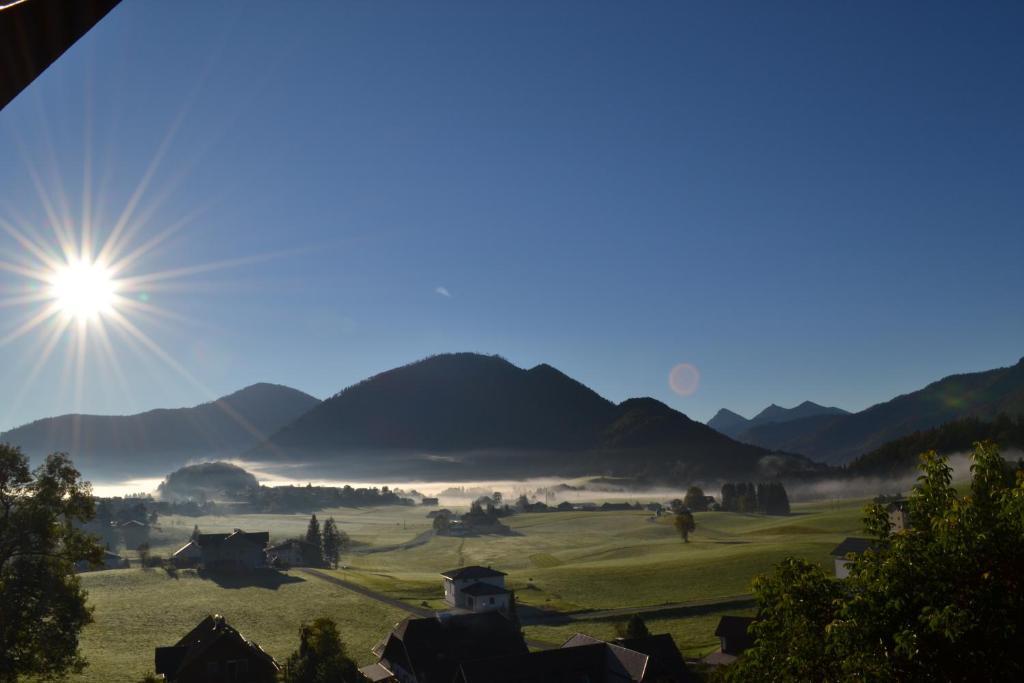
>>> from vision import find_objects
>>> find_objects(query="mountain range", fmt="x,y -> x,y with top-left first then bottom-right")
710,357 -> 1024,464
0,383 -> 320,478
250,353 -> 804,481
707,402 -> 849,440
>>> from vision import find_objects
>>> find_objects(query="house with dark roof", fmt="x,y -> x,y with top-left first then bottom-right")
441,565 -> 511,613
455,632 -> 695,682
358,611 -> 527,682
703,616 -> 756,666
154,614 -> 279,682
830,537 -> 878,578
191,530 -> 269,572
887,499 -> 911,532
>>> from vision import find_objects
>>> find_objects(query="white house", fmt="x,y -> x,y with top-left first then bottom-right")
441,566 -> 510,613
830,537 -> 877,579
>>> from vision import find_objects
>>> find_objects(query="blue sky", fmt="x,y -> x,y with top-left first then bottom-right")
1,1 -> 1022,431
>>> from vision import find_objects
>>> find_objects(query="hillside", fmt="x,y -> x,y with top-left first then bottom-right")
708,401 -> 848,440
256,353 -> 806,481
740,357 -> 1024,464
0,383 -> 320,478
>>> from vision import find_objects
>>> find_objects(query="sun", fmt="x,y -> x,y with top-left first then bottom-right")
48,258 -> 119,322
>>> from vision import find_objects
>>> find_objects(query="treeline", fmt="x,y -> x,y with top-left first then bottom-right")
720,481 -> 790,515
847,413 -> 1024,477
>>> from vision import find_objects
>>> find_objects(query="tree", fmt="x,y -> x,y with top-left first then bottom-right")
0,447 -> 104,682
321,517 -> 348,569
720,483 -> 736,512
432,512 -> 450,533
683,486 -> 707,511
669,498 -> 684,513
190,524 -> 201,541
281,617 -> 359,683
617,614 -> 651,640
673,510 -> 695,542
728,442 -> 1024,681
305,513 -> 322,550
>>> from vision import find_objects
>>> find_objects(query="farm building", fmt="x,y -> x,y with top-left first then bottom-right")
703,616 -> 756,666
171,540 -> 202,568
454,632 -> 694,682
189,529 -> 269,572
74,550 -> 128,572
420,497 -> 439,506
830,537 -> 877,579
265,539 -> 322,567
441,565 -> 510,613
115,519 -> 150,549
359,611 -> 527,683
155,614 -> 279,683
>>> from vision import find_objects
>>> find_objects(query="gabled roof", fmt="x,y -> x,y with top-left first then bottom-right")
457,642 -> 639,682
461,582 -> 511,596
155,614 -> 279,678
561,633 -> 695,682
830,537 -> 878,558
441,565 -> 506,580
382,612 -> 526,682
196,529 -> 269,548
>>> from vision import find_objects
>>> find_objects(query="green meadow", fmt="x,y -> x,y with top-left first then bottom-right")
67,498 -> 868,680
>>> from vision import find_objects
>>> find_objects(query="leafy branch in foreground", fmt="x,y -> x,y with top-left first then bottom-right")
726,441 -> 1024,682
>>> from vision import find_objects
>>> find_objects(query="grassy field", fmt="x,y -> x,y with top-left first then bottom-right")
68,497 -> 868,679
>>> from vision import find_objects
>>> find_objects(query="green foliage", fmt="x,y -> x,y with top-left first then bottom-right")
721,481 -> 790,514
617,614 -> 652,640
756,482 -> 790,515
683,486 -> 707,511
305,513 -> 322,549
0,446 -> 104,682
729,442 -> 1024,681
674,510 -> 695,542
321,517 -> 347,569
281,617 -> 359,683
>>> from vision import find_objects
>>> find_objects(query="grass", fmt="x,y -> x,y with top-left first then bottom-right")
66,496 -> 869,678
70,568 -> 407,682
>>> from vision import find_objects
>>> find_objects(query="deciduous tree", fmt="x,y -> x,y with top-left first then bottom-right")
673,510 -> 695,542
0,446 -> 104,682
281,617 -> 359,683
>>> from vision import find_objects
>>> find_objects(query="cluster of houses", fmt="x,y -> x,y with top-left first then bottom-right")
170,529 -> 329,572
146,563 -> 759,682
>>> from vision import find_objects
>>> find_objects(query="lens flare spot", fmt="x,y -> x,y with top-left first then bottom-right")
669,362 -> 701,396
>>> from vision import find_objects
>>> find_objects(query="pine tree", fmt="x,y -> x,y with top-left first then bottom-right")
190,524 -> 201,542
305,514 -> 322,552
321,518 -> 347,569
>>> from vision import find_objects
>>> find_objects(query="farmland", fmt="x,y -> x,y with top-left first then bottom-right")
67,497 -> 867,680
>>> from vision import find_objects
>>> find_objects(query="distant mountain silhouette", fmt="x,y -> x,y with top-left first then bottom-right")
1,383 -> 319,477
738,358 -> 1024,464
255,353 -> 812,481
708,401 -> 848,440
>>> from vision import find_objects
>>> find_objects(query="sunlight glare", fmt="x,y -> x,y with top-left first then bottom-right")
49,258 -> 117,321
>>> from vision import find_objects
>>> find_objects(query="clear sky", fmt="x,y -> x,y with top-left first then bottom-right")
1,1 -> 1022,432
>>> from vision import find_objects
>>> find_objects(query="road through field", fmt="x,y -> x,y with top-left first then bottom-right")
299,567 -> 753,635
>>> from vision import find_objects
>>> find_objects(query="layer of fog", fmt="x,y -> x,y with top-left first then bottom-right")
90,450 -> 1020,505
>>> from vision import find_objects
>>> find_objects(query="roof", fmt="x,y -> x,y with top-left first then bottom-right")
382,612 -> 527,682
562,633 -> 695,682
457,643 -> 640,682
155,615 -> 279,678
830,537 -> 878,557
615,634 -> 695,682
357,661 -> 395,682
0,0 -> 123,110
196,529 -> 269,548
461,582 -> 511,596
441,565 -> 506,580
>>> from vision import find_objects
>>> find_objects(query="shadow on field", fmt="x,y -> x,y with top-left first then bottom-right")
200,569 -> 306,590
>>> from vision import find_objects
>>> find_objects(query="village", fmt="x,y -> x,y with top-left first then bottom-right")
71,490 -> 911,682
